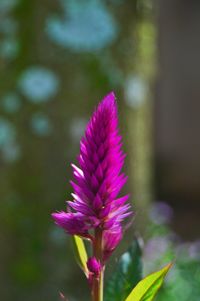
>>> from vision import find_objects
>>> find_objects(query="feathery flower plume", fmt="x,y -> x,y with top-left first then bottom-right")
52,92 -> 172,301
52,92 -> 132,301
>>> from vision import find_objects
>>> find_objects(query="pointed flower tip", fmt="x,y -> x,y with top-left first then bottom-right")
51,212 -> 59,220
105,91 -> 116,101
51,211 -> 66,225
100,91 -> 116,108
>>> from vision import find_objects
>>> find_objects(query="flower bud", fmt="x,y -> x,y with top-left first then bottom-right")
87,257 -> 101,276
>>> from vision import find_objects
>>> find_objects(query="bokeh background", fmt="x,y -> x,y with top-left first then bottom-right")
0,0 -> 200,300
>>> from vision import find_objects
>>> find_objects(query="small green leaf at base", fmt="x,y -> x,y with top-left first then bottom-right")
105,238 -> 143,301
72,235 -> 88,276
125,263 -> 172,301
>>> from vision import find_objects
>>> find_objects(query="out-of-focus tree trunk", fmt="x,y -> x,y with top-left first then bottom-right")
123,10 -> 156,233
155,0 -> 200,239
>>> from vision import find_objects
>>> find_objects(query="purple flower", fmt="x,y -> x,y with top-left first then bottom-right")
103,225 -> 123,261
149,201 -> 173,225
87,257 -> 101,276
52,92 -> 132,258
51,211 -> 89,236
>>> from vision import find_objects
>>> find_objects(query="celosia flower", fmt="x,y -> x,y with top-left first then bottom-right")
52,92 -> 132,258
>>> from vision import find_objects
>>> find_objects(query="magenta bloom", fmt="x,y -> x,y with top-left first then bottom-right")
87,257 -> 101,276
52,92 -> 132,258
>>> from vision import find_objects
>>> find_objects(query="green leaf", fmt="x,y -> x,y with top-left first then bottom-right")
72,235 -> 88,275
125,263 -> 172,301
105,238 -> 143,301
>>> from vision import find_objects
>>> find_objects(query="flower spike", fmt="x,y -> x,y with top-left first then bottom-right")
52,92 -> 132,301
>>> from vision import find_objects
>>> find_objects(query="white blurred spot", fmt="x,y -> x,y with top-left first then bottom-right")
125,76 -> 147,108
31,113 -> 53,136
18,67 -> 59,103
69,118 -> 87,141
120,252 -> 131,273
46,0 -> 118,52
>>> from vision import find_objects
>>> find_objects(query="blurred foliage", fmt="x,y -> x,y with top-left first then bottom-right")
143,202 -> 200,301
106,202 -> 200,301
125,263 -> 172,301
105,239 -> 142,301
105,238 -> 171,301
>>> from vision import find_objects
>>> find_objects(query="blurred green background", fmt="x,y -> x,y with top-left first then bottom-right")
0,0 -> 200,300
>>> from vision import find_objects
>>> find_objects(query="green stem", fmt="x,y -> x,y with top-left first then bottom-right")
92,229 -> 104,301
99,267 -> 104,301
